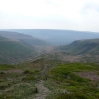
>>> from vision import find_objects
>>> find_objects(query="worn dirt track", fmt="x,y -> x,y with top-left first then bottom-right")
34,80 -> 50,99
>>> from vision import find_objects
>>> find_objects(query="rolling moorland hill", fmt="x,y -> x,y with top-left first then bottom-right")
1,30 -> 99,99
5,29 -> 99,45
0,36 -> 36,64
0,31 -> 49,46
0,32 -> 99,98
59,38 -> 99,55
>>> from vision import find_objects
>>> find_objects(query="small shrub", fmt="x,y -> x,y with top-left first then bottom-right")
0,94 -> 14,99
22,75 -> 36,81
23,70 -> 39,75
23,70 -> 33,74
0,71 -> 5,74
31,87 -> 38,93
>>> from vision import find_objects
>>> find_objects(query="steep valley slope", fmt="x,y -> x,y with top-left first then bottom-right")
0,31 -> 49,46
0,36 -> 36,64
49,38 -> 99,63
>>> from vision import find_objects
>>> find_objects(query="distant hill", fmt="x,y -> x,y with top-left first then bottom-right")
0,31 -> 49,46
0,36 -> 36,64
4,29 -> 99,45
59,38 -> 99,55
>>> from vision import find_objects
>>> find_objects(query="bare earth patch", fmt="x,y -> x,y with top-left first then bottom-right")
3,69 -> 23,74
62,55 -> 82,62
77,71 -> 99,81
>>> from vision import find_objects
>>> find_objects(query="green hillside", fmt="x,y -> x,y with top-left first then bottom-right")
0,36 -> 35,64
59,39 -> 99,55
20,38 -> 49,46
0,31 -> 49,46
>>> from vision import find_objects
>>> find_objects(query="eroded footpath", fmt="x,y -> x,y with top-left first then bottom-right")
34,80 -> 50,99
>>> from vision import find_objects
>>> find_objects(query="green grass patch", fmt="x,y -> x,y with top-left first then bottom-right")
0,64 -> 15,70
23,70 -> 39,75
46,63 -> 99,99
57,92 -> 96,99
0,94 -> 14,99
48,63 -> 90,82
22,75 -> 36,81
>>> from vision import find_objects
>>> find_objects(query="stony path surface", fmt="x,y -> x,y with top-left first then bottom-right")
34,80 -> 50,99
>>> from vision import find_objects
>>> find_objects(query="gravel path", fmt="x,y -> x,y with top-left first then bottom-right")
34,80 -> 50,99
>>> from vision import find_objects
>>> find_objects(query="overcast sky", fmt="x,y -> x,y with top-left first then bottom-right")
0,0 -> 99,32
